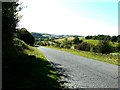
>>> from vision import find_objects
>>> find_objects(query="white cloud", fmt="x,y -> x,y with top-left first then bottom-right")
19,0 -> 118,36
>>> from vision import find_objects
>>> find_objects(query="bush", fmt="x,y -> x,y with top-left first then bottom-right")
63,45 -> 71,49
57,38 -> 72,49
74,42 -> 91,51
39,41 -> 49,46
73,37 -> 80,44
54,42 -> 61,47
17,28 -> 35,46
13,38 -> 30,51
92,45 -> 99,52
97,40 -> 114,54
60,43 -> 64,48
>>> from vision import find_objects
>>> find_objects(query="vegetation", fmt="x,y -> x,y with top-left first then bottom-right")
36,33 -> 119,66
17,28 -> 35,46
47,46 -> 119,66
3,2 -> 62,89
2,2 -> 20,44
97,40 -> 114,54
82,39 -> 99,46
4,1 -> 119,89
73,37 -> 83,44
60,38 -> 72,49
36,34 -> 118,54
117,42 -> 120,52
3,38 -> 62,89
85,35 -> 120,42
74,42 -> 90,51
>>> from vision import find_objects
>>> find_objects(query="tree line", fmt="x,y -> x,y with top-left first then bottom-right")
85,35 -> 120,42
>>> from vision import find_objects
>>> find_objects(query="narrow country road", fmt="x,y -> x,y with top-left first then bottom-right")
38,46 -> 118,89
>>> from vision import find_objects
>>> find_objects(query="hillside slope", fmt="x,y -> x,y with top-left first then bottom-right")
3,38 -> 62,89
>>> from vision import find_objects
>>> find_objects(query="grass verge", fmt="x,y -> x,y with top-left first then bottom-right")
3,38 -> 62,89
47,46 -> 119,66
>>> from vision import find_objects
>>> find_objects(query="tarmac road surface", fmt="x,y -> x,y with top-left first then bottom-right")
38,46 -> 118,89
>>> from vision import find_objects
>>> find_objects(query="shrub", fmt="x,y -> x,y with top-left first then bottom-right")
74,42 -> 91,51
60,43 -> 64,48
54,42 -> 61,47
92,45 -> 99,52
17,28 -> 35,46
13,38 -> 30,51
59,38 -> 72,49
73,37 -> 80,44
39,41 -> 48,46
97,40 -> 114,54
63,45 -> 71,49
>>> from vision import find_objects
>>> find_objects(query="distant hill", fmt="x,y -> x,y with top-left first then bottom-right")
31,32 -> 43,38
31,32 -> 83,39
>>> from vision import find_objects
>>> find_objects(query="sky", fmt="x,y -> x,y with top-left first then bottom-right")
18,0 -> 118,36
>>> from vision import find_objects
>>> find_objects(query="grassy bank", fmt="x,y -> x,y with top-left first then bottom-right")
47,46 -> 119,66
3,38 -> 62,89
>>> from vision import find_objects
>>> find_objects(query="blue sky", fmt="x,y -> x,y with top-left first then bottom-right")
19,0 -> 118,36
64,2 -> 118,26
64,2 -> 117,24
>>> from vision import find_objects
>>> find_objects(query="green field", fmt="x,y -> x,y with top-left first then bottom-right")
82,39 -> 118,47
82,39 -> 99,46
55,37 -> 75,42
55,37 -> 118,47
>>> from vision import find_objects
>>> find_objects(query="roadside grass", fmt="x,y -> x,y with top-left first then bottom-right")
46,46 -> 119,66
3,38 -> 62,89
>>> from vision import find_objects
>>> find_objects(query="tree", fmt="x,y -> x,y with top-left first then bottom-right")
2,2 -> 20,45
73,37 -> 81,44
2,2 -> 23,89
97,35 -> 104,40
85,36 -> 92,39
117,35 -> 120,42
17,28 -> 35,46
104,35 -> 111,40
111,36 -> 117,42
92,35 -> 98,40
97,40 -> 113,54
